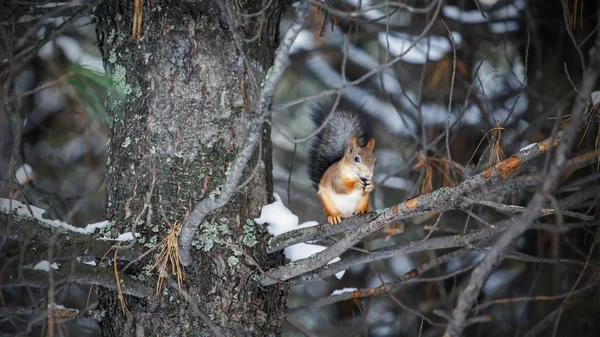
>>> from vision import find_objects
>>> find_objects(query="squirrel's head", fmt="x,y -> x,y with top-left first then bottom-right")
343,135 -> 376,180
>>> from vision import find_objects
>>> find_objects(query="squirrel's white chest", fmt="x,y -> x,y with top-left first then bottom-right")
328,189 -> 363,217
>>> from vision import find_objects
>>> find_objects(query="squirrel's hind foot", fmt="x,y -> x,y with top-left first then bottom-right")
327,215 -> 343,224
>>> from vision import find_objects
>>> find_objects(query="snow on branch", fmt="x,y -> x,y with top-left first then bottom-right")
0,198 -> 109,235
254,193 -> 344,279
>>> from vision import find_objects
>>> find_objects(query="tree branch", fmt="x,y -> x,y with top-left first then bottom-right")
287,249 -> 470,316
259,130 -> 597,286
267,150 -> 599,254
443,41 -> 600,337
1,263 -> 150,298
285,207 -> 597,286
0,212 -> 144,265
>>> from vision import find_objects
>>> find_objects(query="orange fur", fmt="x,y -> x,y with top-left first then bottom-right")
341,176 -> 358,191
318,189 -> 343,224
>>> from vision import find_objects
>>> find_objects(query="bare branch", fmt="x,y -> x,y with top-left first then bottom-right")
473,278 -> 600,312
285,216 -> 597,285
268,150 -> 600,255
443,40 -> 600,337
287,249 -> 470,315
1,263 -> 150,298
260,139 -> 597,286
270,0 -> 444,112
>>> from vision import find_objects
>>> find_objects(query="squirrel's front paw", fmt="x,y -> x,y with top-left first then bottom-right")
327,214 -> 343,224
358,179 -> 374,192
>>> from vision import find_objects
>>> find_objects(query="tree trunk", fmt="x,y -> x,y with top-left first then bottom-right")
94,1 -> 286,336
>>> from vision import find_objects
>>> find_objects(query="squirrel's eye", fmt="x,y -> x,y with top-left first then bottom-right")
354,156 -> 360,163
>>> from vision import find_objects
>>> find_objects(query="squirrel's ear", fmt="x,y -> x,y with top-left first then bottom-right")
366,138 -> 375,150
348,136 -> 359,150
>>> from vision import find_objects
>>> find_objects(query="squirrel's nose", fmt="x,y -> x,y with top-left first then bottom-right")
360,177 -> 369,183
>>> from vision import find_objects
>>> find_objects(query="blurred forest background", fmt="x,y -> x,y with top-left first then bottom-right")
2,0 -> 600,336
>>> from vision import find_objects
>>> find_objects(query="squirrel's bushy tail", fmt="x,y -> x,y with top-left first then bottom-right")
308,108 -> 372,190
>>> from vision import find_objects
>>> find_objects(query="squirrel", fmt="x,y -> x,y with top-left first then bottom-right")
308,109 -> 377,224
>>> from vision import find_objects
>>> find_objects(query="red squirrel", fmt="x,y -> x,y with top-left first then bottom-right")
308,110 -> 376,224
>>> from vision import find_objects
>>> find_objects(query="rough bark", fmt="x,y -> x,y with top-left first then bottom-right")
94,1 -> 286,336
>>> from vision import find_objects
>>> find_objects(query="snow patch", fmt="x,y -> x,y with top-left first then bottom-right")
289,30 -> 315,54
77,257 -> 97,266
283,243 -> 345,279
254,193 -> 300,236
15,164 -> 34,185
116,232 -> 139,241
34,260 -> 59,271
330,287 -> 358,296
443,6 -> 487,23
38,35 -> 104,73
379,32 -> 463,64
443,0 -> 524,25
48,303 -> 67,310
489,21 -> 520,34
591,91 -> 600,105
519,143 -> 537,152
100,232 -> 141,242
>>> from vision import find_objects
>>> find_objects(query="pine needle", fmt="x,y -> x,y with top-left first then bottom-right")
113,243 -> 128,314
413,153 -> 434,194
464,123 -> 505,171
132,0 -> 143,43
574,99 -> 600,170
570,0 -> 585,30
66,64 -> 114,124
413,152 -> 463,195
152,221 -> 183,296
